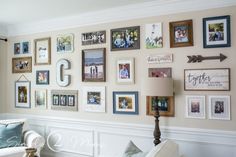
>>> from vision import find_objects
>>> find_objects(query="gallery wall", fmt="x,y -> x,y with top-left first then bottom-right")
4,6 -> 236,131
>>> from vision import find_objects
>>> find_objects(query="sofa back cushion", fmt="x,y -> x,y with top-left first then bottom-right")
0,122 -> 24,149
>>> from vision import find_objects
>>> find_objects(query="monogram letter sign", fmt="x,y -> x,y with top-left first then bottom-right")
56,59 -> 71,87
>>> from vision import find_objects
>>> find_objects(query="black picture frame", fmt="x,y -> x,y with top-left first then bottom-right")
36,70 -> 49,85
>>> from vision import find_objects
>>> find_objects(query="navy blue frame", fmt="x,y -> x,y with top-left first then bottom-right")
36,70 -> 50,85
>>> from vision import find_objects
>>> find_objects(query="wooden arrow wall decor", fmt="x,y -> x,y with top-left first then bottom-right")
187,53 -> 227,63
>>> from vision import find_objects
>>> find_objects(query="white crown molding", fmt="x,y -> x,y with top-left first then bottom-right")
6,0 -> 236,37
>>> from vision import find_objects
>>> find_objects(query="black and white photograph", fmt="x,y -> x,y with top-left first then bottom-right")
82,31 -> 106,45
186,95 -> 205,119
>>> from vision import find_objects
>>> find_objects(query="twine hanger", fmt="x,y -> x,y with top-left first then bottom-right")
16,74 -> 30,82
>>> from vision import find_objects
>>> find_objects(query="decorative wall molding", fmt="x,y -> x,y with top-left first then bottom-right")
1,113 -> 236,157
5,0 -> 236,36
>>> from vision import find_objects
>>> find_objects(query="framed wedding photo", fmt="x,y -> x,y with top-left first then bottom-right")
82,30 -> 106,45
34,37 -> 51,65
56,34 -> 74,53
15,81 -> 31,108
113,91 -> 138,115
12,57 -> 32,73
117,58 -> 134,84
145,23 -> 163,48
36,70 -> 49,85
208,95 -> 230,120
185,95 -> 205,119
169,20 -> 193,48
203,15 -> 230,48
82,48 -> 106,82
35,89 -> 47,109
111,26 -> 140,51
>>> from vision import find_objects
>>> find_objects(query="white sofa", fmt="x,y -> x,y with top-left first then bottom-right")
0,119 -> 45,157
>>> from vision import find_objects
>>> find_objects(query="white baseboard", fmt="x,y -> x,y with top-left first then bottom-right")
1,113 -> 236,157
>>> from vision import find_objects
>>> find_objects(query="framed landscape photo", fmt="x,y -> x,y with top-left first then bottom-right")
82,30 -> 106,45
145,23 -> 163,48
113,91 -> 138,115
82,48 -> 106,82
56,34 -> 74,53
185,95 -> 205,119
15,81 -> 31,108
184,68 -> 230,91
111,26 -> 140,51
146,96 -> 174,117
169,20 -> 193,48
148,68 -> 172,78
12,57 -> 32,73
34,37 -> 51,65
36,70 -> 49,85
203,15 -> 230,48
208,95 -> 230,120
117,58 -> 134,84
83,86 -> 106,112
35,89 -> 47,109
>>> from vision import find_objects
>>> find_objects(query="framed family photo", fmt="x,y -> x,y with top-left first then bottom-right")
12,57 -> 32,73
184,68 -> 230,91
169,20 -> 193,48
113,91 -> 138,115
148,68 -> 172,78
83,86 -> 106,112
145,23 -> 163,48
185,95 -> 205,119
82,48 -> 106,82
15,81 -> 31,108
82,30 -> 106,45
36,70 -> 49,85
111,26 -> 140,51
146,96 -> 174,117
208,95 -> 230,120
56,34 -> 74,53
203,15 -> 230,48
14,41 -> 30,55
34,37 -> 51,65
117,58 -> 134,84
35,89 -> 47,109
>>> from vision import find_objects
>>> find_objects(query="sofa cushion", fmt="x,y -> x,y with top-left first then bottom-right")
0,146 -> 26,157
122,141 -> 147,157
0,122 -> 24,149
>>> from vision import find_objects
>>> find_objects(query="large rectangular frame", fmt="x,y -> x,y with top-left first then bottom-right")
12,57 -> 32,73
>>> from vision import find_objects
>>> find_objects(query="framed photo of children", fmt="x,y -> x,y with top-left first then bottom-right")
83,86 -> 106,112
111,26 -> 140,51
208,95 -> 230,120
12,57 -> 32,73
82,48 -> 106,82
146,96 -> 174,117
35,89 -> 47,109
185,95 -> 205,119
145,23 -> 163,48
34,37 -> 51,65
82,30 -> 106,45
15,81 -> 31,108
36,70 -> 49,85
113,91 -> 138,115
117,58 -> 134,84
56,34 -> 74,53
203,15 -> 230,48
169,20 -> 193,48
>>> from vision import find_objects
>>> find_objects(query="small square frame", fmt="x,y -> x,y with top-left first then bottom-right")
185,95 -> 205,119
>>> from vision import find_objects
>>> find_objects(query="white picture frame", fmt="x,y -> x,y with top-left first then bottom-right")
56,34 -> 74,53
208,95 -> 230,120
83,86 -> 106,112
116,58 -> 134,84
15,81 -> 31,108
145,22 -> 163,49
35,89 -> 47,109
185,95 -> 205,119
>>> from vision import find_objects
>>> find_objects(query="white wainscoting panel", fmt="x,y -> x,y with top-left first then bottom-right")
1,113 -> 236,157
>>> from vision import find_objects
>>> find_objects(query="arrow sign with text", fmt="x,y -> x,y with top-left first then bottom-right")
187,53 -> 227,63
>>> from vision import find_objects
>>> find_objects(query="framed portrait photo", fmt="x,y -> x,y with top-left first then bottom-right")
36,70 -> 49,85
111,26 -> 140,51
145,23 -> 163,48
148,68 -> 172,78
82,30 -> 106,45
15,81 -> 31,108
22,41 -> 30,54
203,15 -> 231,48
35,89 -> 47,109
146,96 -> 174,117
185,95 -> 205,119
82,48 -> 106,82
34,37 -> 51,65
14,43 -> 21,55
169,20 -> 193,48
83,86 -> 106,112
56,34 -> 74,53
12,57 -> 32,73
113,91 -> 138,115
117,58 -> 134,84
208,95 -> 230,120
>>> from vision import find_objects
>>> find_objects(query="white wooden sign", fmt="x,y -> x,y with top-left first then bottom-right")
147,54 -> 173,64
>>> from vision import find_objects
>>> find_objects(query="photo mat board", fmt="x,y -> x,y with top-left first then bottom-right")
117,58 -> 135,84
185,95 -> 205,119
145,23 -> 163,48
15,81 -> 31,108
34,37 -> 51,65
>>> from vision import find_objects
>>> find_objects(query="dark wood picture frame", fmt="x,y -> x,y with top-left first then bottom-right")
81,30 -> 106,45
36,70 -> 50,85
169,20 -> 193,48
82,48 -> 106,82
34,37 -> 51,65
12,57 -> 32,73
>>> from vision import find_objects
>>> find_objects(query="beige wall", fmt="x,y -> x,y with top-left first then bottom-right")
5,6 -> 236,131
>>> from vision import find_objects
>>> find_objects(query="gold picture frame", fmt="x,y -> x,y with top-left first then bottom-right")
34,37 -> 51,65
12,57 -> 32,73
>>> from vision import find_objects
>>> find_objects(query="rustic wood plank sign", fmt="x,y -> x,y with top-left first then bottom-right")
187,53 -> 227,63
147,54 -> 173,64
